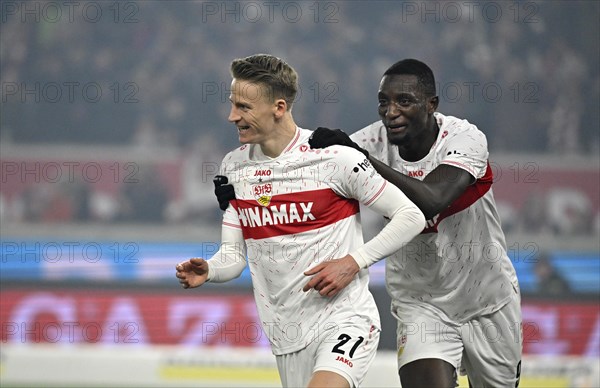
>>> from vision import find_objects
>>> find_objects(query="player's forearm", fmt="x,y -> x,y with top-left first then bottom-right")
369,156 -> 457,219
350,184 -> 426,269
368,156 -> 441,217
207,227 -> 247,283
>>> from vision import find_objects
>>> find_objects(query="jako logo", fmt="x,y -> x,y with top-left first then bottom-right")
352,158 -> 371,173
254,169 -> 272,177
408,170 -> 424,177
335,355 -> 353,367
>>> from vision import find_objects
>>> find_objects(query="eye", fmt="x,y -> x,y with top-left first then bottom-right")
398,98 -> 412,106
378,99 -> 388,107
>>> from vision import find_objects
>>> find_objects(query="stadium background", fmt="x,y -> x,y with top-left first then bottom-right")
1,1 -> 598,387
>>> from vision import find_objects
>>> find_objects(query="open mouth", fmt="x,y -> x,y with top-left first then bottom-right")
237,126 -> 250,133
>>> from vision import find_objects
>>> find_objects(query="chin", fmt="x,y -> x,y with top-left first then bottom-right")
386,132 -> 406,146
238,134 -> 253,143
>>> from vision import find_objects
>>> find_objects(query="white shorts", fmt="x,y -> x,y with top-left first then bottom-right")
275,321 -> 380,388
392,290 -> 522,387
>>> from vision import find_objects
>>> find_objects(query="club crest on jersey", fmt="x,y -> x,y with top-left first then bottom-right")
253,183 -> 272,206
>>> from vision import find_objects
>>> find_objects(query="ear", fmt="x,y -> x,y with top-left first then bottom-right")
273,98 -> 288,118
427,96 -> 439,113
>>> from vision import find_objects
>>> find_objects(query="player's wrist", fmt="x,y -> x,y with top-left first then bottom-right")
348,249 -> 371,269
205,260 -> 213,282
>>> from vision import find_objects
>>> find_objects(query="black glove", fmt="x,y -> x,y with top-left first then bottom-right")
308,127 -> 369,158
213,175 -> 236,211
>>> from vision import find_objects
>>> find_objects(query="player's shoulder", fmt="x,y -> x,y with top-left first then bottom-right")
436,112 -> 487,142
350,120 -> 386,140
221,143 -> 251,165
323,145 -> 371,175
350,121 -> 388,156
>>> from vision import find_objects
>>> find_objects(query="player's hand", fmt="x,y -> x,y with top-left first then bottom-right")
309,127 -> 369,158
214,175 -> 236,211
302,254 -> 360,298
176,258 -> 209,289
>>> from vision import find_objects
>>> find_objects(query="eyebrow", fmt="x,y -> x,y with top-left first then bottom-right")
378,91 -> 417,99
229,97 -> 252,108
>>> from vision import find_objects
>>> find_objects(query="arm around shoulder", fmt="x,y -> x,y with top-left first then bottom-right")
369,158 -> 473,220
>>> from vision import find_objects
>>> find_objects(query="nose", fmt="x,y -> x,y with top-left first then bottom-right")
228,106 -> 240,123
384,102 -> 401,120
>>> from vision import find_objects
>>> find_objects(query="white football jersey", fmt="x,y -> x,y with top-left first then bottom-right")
351,112 -> 520,322
219,128 -> 383,355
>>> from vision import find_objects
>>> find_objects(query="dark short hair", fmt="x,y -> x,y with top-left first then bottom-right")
230,54 -> 298,109
383,59 -> 436,97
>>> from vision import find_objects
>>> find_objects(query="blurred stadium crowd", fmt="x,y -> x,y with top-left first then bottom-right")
2,1 -> 598,151
1,2 -> 598,234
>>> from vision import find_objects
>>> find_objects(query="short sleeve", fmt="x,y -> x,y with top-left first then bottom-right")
440,126 -> 489,179
326,146 -> 388,206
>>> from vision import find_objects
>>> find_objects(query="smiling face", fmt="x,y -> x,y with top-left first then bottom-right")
377,74 -> 439,149
228,78 -> 280,146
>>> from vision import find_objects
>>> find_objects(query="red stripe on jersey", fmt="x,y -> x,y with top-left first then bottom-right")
283,129 -> 301,153
421,162 -> 493,234
364,181 -> 387,206
232,188 -> 359,240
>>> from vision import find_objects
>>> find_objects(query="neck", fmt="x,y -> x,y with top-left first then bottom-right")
260,115 -> 297,158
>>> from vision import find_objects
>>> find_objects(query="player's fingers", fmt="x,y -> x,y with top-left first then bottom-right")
321,285 -> 338,298
178,261 -> 194,272
314,278 -> 325,291
190,258 -> 208,275
302,280 -> 313,292
304,263 -> 324,276
303,275 -> 322,292
315,275 -> 338,296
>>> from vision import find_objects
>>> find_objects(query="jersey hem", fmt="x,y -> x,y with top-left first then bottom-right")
313,366 -> 356,388
391,293 -> 513,325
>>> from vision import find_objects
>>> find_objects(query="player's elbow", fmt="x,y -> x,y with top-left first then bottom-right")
421,206 -> 442,221
410,206 -> 427,234
393,202 -> 427,235
419,188 -> 455,220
